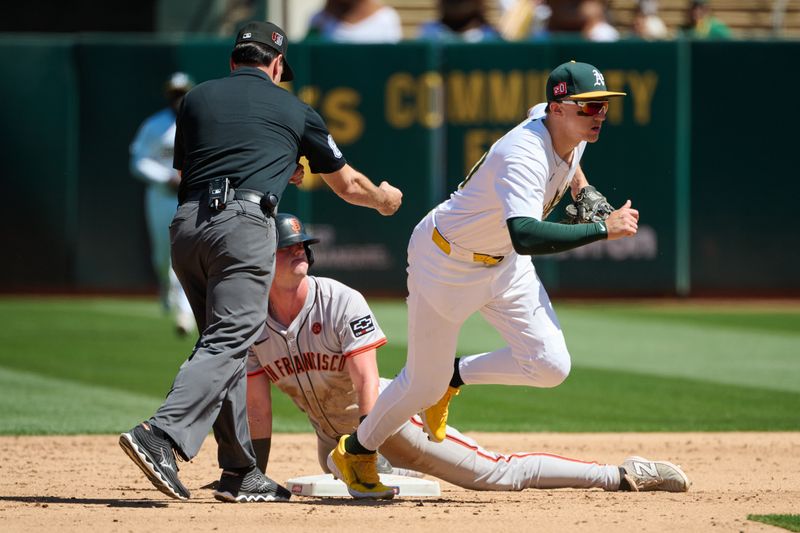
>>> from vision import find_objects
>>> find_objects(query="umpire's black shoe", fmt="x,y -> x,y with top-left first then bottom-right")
119,422 -> 190,500
213,467 -> 291,503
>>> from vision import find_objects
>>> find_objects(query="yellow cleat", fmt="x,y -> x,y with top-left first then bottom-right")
421,386 -> 460,443
326,436 -> 396,499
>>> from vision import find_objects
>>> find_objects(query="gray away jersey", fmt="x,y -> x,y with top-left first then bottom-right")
248,277 -> 622,492
247,276 -> 386,440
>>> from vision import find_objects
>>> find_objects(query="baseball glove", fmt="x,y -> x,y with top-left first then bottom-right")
564,185 -> 614,224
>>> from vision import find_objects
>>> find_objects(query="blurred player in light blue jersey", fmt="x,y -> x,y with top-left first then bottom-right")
129,72 -> 196,336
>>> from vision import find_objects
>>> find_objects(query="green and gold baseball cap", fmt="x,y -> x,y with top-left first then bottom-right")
546,61 -> 626,101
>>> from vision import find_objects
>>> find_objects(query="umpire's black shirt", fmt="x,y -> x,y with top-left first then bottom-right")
174,66 -> 346,202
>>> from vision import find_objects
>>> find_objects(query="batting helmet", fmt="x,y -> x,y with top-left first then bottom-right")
275,213 -> 320,267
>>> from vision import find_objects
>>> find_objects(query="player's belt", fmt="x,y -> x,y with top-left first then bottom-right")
431,226 -> 504,266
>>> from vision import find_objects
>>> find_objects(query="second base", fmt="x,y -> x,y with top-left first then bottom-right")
285,473 -> 441,497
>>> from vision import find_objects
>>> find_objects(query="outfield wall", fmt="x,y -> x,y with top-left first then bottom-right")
1,36 -> 797,296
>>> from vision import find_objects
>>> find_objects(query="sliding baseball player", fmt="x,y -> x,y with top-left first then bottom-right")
245,213 -> 690,495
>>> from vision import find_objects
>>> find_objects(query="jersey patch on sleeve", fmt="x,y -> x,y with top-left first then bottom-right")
349,315 -> 375,338
327,134 -> 343,159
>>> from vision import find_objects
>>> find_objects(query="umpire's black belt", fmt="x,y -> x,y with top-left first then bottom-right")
180,187 -> 274,214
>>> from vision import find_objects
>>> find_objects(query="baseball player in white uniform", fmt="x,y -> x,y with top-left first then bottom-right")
129,72 -> 196,336
329,61 -> 689,499
246,213 -> 690,496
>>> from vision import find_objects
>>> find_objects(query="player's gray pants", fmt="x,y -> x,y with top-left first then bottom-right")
150,198 -> 276,470
318,380 -> 620,491
380,419 -> 619,491
317,419 -> 618,491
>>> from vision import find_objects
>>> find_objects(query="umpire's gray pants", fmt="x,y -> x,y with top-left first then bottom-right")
150,198 -> 276,470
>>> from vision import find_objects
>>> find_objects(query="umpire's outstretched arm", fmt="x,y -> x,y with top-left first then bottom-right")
322,164 -> 402,216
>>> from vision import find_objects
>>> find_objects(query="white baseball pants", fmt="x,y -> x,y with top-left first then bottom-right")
359,212 -> 570,451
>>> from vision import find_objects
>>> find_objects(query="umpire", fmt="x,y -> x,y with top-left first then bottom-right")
120,21 -> 402,503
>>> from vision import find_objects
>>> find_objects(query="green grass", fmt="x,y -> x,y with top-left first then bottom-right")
372,300 -> 800,393
1,298 -> 193,396
0,297 -> 798,434
0,366 -> 162,434
376,343 -> 800,432
748,515 -> 800,532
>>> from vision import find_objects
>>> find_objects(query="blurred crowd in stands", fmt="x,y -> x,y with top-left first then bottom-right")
301,0 -> 732,43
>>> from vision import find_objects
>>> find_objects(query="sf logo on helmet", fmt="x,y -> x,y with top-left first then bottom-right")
289,218 -> 302,234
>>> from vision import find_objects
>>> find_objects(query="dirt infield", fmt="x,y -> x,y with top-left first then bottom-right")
2,432 -> 798,532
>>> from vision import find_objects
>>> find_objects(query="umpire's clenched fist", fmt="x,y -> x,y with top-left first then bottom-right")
378,181 -> 403,216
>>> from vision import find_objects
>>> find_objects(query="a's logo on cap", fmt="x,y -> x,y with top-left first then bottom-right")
592,69 -> 605,87
553,81 -> 568,96
289,218 -> 302,233
272,32 -> 284,46
242,32 -> 252,39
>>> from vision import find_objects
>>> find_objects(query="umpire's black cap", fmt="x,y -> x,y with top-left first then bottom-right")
235,21 -> 294,81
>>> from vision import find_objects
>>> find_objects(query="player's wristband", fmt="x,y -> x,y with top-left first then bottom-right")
507,216 -> 607,255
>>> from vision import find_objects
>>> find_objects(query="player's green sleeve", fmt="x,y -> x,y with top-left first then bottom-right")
506,216 -> 607,255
